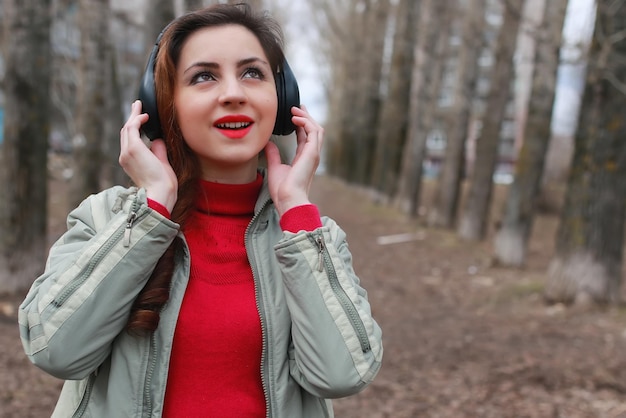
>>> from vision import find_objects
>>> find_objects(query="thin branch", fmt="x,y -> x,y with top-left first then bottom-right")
604,71 -> 626,95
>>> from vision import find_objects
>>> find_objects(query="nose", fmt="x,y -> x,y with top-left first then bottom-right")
219,76 -> 247,106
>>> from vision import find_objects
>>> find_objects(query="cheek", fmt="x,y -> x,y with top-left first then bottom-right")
174,94 -> 203,134
267,96 -> 279,118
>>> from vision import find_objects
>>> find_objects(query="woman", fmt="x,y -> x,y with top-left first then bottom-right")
19,3 -> 382,417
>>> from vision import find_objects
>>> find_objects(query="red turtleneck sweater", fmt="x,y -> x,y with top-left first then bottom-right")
155,174 -> 321,417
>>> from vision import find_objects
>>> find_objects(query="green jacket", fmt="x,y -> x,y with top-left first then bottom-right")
19,176 -> 383,417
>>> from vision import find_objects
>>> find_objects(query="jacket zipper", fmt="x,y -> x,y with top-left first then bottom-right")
52,197 -> 143,309
143,332 -> 157,418
123,196 -> 141,247
52,227 -> 124,308
244,198 -> 273,418
144,236 -> 187,418
72,371 -> 97,417
309,231 -> 372,353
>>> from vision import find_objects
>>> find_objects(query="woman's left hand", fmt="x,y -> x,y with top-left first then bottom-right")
265,105 -> 324,217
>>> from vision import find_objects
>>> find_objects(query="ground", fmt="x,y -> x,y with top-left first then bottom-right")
1,170 -> 625,417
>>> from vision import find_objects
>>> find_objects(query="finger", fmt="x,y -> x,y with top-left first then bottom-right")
291,126 -> 305,159
291,107 -> 321,149
121,102 -> 147,144
289,105 -> 325,164
264,141 -> 282,170
120,102 -> 138,148
150,139 -> 168,163
291,104 -> 309,116
292,118 -> 321,150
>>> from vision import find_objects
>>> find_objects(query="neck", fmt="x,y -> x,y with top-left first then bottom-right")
199,159 -> 260,184
194,173 -> 263,216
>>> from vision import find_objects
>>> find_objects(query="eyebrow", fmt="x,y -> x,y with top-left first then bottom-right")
183,57 -> 270,75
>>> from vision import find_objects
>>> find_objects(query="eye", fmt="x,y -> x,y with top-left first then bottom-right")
242,66 -> 265,80
191,71 -> 215,84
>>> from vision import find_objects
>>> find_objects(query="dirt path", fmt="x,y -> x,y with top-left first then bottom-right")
1,174 -> 626,417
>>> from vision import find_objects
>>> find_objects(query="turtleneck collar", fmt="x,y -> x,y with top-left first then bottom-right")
195,172 -> 263,216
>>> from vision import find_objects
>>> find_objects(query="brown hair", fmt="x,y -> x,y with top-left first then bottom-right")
126,3 -> 285,333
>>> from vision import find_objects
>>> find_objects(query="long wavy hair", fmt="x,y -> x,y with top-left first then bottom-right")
126,3 -> 286,334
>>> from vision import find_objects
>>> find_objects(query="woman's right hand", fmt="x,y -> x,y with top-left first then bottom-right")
119,100 -> 178,213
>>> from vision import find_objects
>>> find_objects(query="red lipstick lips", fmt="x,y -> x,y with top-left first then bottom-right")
214,115 -> 254,139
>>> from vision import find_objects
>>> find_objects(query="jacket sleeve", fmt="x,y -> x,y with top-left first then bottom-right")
274,217 -> 383,399
18,186 -> 179,380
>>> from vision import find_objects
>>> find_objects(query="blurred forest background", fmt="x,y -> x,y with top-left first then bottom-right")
1,0 -> 626,416
0,0 -> 625,320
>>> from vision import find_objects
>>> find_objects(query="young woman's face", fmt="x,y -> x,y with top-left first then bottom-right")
174,24 -> 278,183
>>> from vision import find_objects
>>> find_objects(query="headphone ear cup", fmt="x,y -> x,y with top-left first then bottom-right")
137,44 -> 162,141
273,60 -> 300,136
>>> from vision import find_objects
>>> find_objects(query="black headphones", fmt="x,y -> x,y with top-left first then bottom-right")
138,26 -> 301,140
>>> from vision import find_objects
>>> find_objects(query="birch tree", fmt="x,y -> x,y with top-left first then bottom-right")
370,0 -> 418,199
545,1 -> 626,305
395,0 -> 453,216
493,0 -> 568,266
458,0 -> 526,240
428,0 -> 485,228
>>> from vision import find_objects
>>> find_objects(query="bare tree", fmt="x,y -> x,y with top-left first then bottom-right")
428,0 -> 486,228
395,0 -> 453,216
102,33 -> 129,188
226,0 -> 264,9
145,0 -> 176,45
69,0 -> 110,207
316,0 -> 391,185
321,0 -> 367,179
458,0 -> 526,240
545,1 -> 626,305
370,0 -> 418,200
0,0 -> 52,292
185,0 -> 206,11
493,0 -> 568,266
347,0 -> 390,185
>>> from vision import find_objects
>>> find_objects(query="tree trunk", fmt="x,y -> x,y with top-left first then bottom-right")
395,0 -> 452,216
493,0 -> 568,267
102,35 -> 129,188
326,0 -> 390,185
351,0 -> 390,186
370,0 -> 418,200
428,0 -> 485,228
69,0 -> 109,207
185,0 -> 206,11
144,0 -> 176,46
458,0 -> 525,240
323,0 -> 363,179
545,1 -> 626,305
227,0 -> 264,7
0,0 -> 52,292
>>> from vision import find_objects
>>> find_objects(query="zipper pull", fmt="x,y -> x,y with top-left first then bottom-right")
123,211 -> 137,248
316,235 -> 324,272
